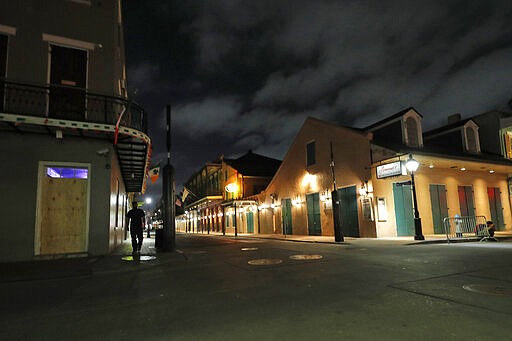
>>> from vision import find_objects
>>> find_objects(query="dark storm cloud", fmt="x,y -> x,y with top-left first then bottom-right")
123,0 -> 512,195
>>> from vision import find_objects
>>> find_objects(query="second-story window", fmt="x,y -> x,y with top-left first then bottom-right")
306,141 -> 316,166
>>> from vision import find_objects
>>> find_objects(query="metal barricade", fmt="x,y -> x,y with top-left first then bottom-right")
442,215 -> 488,243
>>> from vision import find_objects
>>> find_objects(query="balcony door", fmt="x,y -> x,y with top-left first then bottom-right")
49,44 -> 87,120
0,34 -> 7,111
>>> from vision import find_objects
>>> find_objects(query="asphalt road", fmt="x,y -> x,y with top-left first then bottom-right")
1,235 -> 512,340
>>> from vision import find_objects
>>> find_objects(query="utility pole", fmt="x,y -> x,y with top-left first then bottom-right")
162,104 -> 176,251
330,141 -> 344,242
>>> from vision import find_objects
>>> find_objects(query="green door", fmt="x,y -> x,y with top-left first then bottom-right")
337,186 -> 359,237
246,211 -> 254,233
488,187 -> 504,230
281,199 -> 292,235
458,186 -> 475,216
429,184 -> 448,234
393,182 -> 415,236
306,193 -> 321,236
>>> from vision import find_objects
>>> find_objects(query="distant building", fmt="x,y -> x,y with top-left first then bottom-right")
0,0 -> 151,261
177,151 -> 281,235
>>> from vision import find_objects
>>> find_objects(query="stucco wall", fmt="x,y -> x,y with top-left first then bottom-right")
0,132 -> 116,261
372,163 -> 512,237
259,118 -> 375,237
0,0 -> 122,95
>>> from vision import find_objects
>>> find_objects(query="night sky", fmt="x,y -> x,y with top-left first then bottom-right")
122,0 -> 512,208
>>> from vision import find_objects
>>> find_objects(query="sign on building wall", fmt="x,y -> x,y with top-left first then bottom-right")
376,197 -> 388,222
376,161 -> 407,179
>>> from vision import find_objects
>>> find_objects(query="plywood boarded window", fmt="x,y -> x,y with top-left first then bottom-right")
39,166 -> 88,255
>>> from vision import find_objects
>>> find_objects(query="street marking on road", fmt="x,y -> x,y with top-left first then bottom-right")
248,259 -> 283,265
241,247 -> 259,251
463,284 -> 512,296
289,254 -> 323,260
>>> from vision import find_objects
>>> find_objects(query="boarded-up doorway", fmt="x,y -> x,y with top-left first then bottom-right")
36,164 -> 89,255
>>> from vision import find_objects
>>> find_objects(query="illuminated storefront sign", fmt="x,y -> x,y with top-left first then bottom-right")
376,161 -> 407,179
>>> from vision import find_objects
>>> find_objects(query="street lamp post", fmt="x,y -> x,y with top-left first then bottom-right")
405,154 -> 425,240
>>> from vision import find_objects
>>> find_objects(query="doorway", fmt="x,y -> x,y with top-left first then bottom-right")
337,186 -> 359,237
246,211 -> 254,233
306,193 -> 321,236
0,34 -> 7,111
429,184 -> 448,234
393,182 -> 414,236
49,44 -> 87,120
281,198 -> 292,235
488,187 -> 504,230
458,186 -> 475,217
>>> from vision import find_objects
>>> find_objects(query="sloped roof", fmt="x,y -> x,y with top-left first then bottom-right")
363,107 -> 422,131
224,150 -> 281,177
423,119 -> 473,138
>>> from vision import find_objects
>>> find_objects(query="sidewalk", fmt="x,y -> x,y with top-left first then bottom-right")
181,230 -> 512,245
0,236 -> 179,283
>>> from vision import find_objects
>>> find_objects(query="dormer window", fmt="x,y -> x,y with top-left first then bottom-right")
464,124 -> 480,153
403,111 -> 423,148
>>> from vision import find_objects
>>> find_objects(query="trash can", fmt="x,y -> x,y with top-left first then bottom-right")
155,228 -> 163,249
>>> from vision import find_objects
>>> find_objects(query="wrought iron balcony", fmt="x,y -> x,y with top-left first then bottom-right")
0,79 -> 147,133
0,79 -> 151,193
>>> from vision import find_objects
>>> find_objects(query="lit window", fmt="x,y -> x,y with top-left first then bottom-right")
46,167 -> 88,179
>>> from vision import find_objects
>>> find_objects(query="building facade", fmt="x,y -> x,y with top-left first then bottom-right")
177,151 -> 281,235
0,0 -> 151,261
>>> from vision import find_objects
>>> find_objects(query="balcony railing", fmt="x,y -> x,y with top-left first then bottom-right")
0,79 -> 147,133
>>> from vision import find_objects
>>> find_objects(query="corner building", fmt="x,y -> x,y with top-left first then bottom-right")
0,0 -> 151,261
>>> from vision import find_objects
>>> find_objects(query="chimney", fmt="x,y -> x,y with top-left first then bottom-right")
448,113 -> 461,124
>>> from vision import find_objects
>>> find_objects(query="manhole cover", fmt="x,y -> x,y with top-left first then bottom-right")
463,284 -> 512,296
289,254 -> 323,260
241,247 -> 259,251
248,258 -> 283,265
121,255 -> 157,261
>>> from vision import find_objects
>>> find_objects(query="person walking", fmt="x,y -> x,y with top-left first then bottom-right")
127,201 -> 146,254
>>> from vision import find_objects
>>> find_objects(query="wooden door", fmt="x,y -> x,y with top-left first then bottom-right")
281,198 -> 292,235
0,34 -> 7,111
393,183 -> 414,236
488,187 -> 504,230
337,186 -> 359,237
429,184 -> 448,234
458,186 -> 475,217
306,193 -> 321,236
246,211 -> 254,233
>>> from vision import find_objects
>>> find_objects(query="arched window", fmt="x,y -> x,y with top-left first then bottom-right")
405,117 -> 419,147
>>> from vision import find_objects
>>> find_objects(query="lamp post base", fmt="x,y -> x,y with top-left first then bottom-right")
414,217 -> 425,240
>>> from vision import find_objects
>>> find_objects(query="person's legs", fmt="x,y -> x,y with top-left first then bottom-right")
130,229 -> 138,253
136,228 -> 144,251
